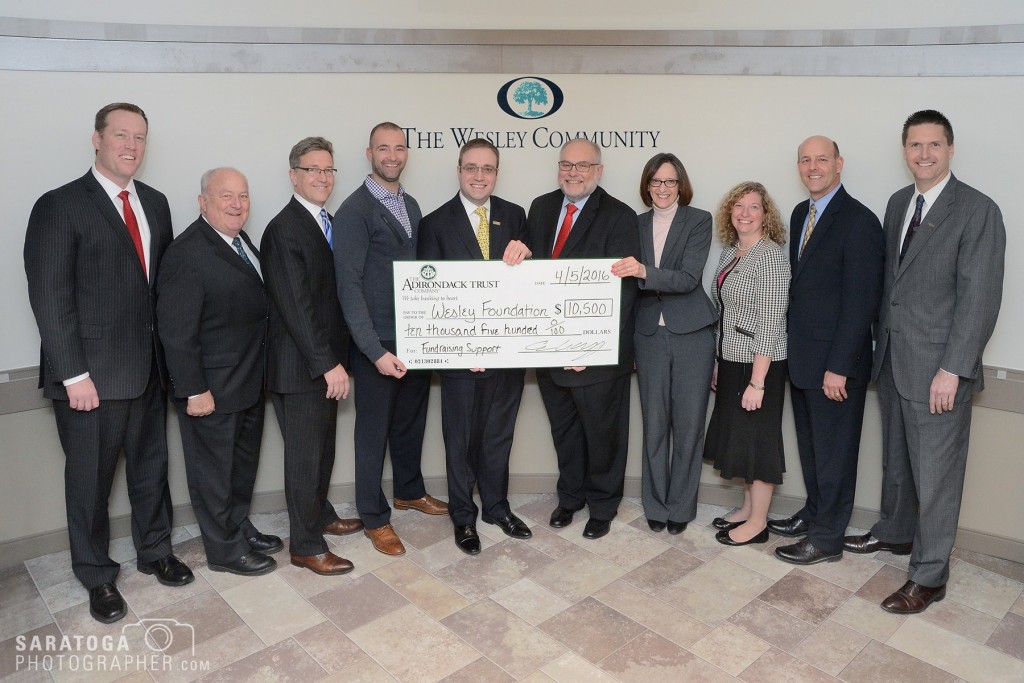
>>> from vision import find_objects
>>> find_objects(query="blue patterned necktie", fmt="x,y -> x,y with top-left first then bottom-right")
231,236 -> 257,273
320,208 -> 333,249
899,194 -> 924,264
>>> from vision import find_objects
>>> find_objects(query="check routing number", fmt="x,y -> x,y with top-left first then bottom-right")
394,259 -> 621,369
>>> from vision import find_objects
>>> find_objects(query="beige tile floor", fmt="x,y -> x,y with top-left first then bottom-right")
3,494 -> 1024,682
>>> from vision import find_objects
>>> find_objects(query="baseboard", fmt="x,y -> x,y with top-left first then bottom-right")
4,476 -> 1022,567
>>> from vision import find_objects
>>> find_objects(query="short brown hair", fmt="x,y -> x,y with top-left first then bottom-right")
94,102 -> 147,133
902,109 -> 954,145
458,138 -> 499,167
715,181 -> 786,246
638,153 -> 693,208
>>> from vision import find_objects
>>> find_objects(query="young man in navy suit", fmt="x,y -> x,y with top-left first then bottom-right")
418,139 -> 533,555
24,102 -> 193,623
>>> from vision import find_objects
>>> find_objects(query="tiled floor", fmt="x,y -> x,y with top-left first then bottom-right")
4,495 -> 1024,682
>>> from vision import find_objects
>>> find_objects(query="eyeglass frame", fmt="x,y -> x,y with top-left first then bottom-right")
459,164 -> 498,176
557,161 -> 600,173
293,166 -> 338,177
648,178 -> 680,188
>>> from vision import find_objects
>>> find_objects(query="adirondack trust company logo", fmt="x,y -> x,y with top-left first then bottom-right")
497,77 -> 564,119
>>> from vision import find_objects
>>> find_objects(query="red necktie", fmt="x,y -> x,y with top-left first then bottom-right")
551,203 -> 577,258
118,190 -> 147,277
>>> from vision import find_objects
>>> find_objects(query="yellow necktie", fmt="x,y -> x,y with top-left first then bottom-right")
474,206 -> 490,260
799,203 -> 817,258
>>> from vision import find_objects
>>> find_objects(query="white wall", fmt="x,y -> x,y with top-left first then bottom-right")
3,71 -> 1021,371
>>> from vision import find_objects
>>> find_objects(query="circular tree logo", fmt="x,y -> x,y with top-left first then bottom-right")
497,77 -> 564,120
420,264 -> 437,280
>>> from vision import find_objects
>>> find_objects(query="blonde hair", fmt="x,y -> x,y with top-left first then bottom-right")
715,181 -> 786,246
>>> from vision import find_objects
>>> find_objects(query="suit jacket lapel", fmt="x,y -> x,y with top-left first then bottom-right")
449,197 -> 485,259
83,172 -> 152,284
899,177 -> 955,274
793,194 -> 838,281
660,209 -> 690,268
200,221 -> 264,285
638,211 -> 656,266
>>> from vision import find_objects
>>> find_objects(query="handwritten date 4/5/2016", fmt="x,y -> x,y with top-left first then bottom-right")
552,265 -> 611,285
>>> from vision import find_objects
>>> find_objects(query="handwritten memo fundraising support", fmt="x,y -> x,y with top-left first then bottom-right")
394,259 -> 621,369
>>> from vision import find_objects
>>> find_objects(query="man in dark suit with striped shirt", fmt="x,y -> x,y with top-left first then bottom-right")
24,102 -> 193,624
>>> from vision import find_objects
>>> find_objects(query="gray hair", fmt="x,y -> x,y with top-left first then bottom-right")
561,137 -> 601,164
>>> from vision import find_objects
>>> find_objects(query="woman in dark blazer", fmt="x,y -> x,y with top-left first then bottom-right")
703,181 -> 790,546
612,153 -> 717,534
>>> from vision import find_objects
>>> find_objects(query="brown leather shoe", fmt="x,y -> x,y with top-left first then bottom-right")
394,495 -> 448,515
322,518 -> 364,536
843,532 -> 912,555
290,551 -> 354,576
881,580 -> 946,614
365,524 -> 406,556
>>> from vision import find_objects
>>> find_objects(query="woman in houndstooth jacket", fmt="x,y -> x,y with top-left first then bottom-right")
703,181 -> 790,547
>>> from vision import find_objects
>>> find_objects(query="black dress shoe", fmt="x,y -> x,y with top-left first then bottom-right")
666,520 -> 687,535
247,533 -> 284,554
481,513 -> 533,539
454,525 -> 481,555
647,519 -> 666,532
843,533 -> 912,555
775,538 -> 842,565
208,551 -> 277,576
582,518 -> 611,539
881,580 -> 946,614
89,583 -> 126,624
712,517 -> 745,531
715,527 -> 769,546
137,555 -> 194,587
766,515 -> 809,537
549,507 -> 576,528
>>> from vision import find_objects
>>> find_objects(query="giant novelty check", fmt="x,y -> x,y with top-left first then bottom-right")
394,259 -> 621,369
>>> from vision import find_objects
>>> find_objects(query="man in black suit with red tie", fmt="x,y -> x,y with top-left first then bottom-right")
418,139 -> 533,555
261,137 -> 363,577
24,102 -> 193,624
770,136 -> 884,565
525,138 -> 640,540
157,168 -> 281,577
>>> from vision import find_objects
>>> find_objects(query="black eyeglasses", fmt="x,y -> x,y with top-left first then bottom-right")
649,179 -> 679,188
557,161 -> 599,172
294,167 -> 338,177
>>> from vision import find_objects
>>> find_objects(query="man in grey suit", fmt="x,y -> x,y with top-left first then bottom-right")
336,122 -> 448,558
844,110 -> 1005,614
24,102 -> 193,624
157,168 -> 280,577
